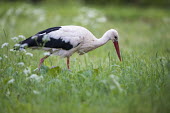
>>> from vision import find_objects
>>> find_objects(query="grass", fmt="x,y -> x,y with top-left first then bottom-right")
0,1 -> 170,113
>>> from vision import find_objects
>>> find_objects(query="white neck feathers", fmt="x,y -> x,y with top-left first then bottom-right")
95,30 -> 111,47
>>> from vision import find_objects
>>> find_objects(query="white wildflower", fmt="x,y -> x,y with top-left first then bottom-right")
10,49 -> 14,52
96,16 -> 107,23
14,43 -> 21,47
87,10 -> 96,18
25,52 -> 33,57
27,74 -> 43,82
1,43 -> 9,48
23,68 -> 31,76
7,78 -> 15,84
17,62 -> 25,66
43,52 -> 50,56
4,55 -> 8,58
11,37 -> 18,41
20,48 -> 27,52
21,43 -> 28,48
18,35 -> 25,39
33,90 -> 40,94
14,44 -> 21,51
42,35 -> 50,42
0,57 -> 2,60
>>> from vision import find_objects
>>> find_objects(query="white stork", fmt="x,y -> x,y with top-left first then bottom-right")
16,26 -> 121,70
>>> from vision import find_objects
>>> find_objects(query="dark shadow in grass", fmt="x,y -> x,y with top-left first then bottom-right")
77,68 -> 99,78
39,65 -> 49,74
39,65 -> 100,77
47,66 -> 62,76
47,66 -> 72,77
39,65 -> 66,75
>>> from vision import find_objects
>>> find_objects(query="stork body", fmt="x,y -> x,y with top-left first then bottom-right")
18,26 -> 121,70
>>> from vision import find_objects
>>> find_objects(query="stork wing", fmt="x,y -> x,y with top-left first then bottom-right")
20,26 -> 83,50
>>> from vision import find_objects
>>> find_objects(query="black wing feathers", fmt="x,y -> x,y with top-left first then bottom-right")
19,26 -> 73,50
44,38 -> 73,50
37,27 -> 61,34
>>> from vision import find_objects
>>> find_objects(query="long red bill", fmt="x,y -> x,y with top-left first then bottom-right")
113,41 -> 122,61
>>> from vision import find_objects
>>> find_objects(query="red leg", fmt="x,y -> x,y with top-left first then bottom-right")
67,57 -> 70,69
38,55 -> 50,70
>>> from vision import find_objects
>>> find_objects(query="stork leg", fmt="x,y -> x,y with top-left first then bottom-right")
38,55 -> 50,70
67,57 -> 70,69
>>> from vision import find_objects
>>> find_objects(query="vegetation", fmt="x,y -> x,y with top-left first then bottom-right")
0,1 -> 170,113
1,0 -> 169,7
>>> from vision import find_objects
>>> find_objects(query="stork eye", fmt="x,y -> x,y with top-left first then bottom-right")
114,36 -> 117,39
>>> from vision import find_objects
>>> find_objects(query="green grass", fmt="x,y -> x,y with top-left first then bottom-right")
0,2 -> 170,113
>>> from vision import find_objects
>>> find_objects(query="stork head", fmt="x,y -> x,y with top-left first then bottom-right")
108,29 -> 122,61
108,29 -> 119,41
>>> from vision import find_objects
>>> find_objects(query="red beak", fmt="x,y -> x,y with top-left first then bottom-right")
113,41 -> 122,61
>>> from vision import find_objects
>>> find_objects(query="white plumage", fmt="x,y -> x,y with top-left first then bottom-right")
18,25 -> 121,70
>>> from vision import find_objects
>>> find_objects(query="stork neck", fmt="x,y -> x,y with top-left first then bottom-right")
96,32 -> 110,47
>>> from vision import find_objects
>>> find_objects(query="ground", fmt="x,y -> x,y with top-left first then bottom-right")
0,2 -> 170,113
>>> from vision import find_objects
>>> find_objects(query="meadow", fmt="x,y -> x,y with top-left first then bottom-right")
0,2 -> 170,113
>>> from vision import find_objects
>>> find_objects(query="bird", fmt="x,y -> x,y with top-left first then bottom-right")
15,25 -> 121,70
